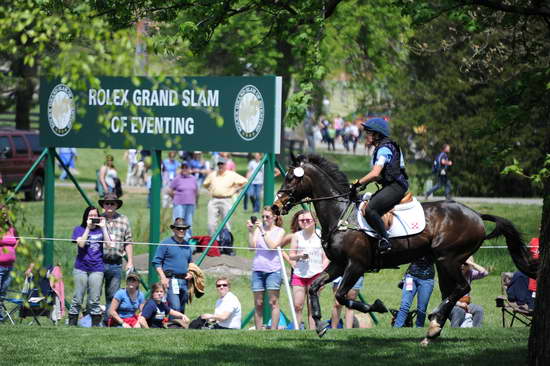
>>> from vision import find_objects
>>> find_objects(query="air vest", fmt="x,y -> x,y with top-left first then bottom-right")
373,138 -> 409,189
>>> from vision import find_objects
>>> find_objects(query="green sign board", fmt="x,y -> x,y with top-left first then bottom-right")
39,76 -> 282,153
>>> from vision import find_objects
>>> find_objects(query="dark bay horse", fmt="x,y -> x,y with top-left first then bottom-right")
272,154 -> 537,344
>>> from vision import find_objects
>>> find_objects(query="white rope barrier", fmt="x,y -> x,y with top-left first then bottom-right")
13,235 -> 535,252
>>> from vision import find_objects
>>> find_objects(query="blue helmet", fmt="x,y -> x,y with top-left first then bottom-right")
361,118 -> 390,137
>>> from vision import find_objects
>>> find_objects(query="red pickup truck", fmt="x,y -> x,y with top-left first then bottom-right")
0,128 -> 44,201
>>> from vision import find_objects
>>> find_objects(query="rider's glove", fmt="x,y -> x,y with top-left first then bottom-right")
349,180 -> 362,202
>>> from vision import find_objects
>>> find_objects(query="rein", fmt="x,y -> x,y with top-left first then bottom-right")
293,192 -> 349,205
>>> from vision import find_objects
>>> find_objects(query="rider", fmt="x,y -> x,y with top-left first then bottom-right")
351,118 -> 408,254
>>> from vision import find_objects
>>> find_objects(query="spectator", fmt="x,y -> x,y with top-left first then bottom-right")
68,206 -> 113,327
152,218 -> 193,314
244,153 -> 263,213
425,144 -> 453,200
99,193 -> 134,324
393,256 -> 435,328
349,121 -> 360,154
167,162 -> 197,238
138,282 -> 189,328
162,151 -> 182,208
506,271 -> 535,310
200,276 -> 242,329
288,210 -> 329,329
188,151 -> 211,190
449,256 -> 488,328
247,206 -> 285,330
219,152 -> 236,171
203,158 -> 247,236
98,154 -> 118,198
0,205 -> 17,323
330,276 -> 364,329
57,147 -> 77,180
123,149 -> 139,186
107,273 -> 145,328
326,123 -> 336,151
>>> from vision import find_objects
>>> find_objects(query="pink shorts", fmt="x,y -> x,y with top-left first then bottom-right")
108,314 -> 139,327
291,272 -> 321,287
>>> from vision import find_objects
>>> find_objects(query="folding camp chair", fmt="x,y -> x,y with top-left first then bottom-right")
0,289 -> 21,325
495,272 -> 533,327
4,271 -> 58,326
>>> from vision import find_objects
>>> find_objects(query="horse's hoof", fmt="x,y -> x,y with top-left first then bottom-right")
420,338 -> 430,347
316,322 -> 329,338
371,299 -> 389,313
427,319 -> 442,338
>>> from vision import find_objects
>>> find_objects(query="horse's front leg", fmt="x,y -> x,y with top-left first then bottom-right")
309,262 -> 342,337
335,264 -> 388,314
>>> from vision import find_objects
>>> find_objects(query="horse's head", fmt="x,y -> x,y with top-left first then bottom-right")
272,154 -> 314,215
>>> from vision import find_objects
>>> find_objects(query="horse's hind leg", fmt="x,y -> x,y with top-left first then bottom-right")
334,263 -> 388,314
421,260 -> 470,346
309,262 -> 343,337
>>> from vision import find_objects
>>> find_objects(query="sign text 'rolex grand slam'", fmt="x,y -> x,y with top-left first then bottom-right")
88,88 -> 219,136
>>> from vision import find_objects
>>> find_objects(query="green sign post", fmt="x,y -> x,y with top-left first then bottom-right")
39,75 -> 282,286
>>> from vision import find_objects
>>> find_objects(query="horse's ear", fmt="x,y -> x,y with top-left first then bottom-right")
290,152 -> 298,165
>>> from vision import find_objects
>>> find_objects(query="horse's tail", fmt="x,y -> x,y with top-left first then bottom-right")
481,214 -> 538,278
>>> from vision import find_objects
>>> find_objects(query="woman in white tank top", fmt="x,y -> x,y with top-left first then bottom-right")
99,154 -> 118,196
289,210 -> 328,329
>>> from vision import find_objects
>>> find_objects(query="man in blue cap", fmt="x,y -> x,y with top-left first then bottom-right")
350,118 -> 408,254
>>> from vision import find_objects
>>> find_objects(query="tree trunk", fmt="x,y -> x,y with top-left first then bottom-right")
528,143 -> 550,365
12,57 -> 37,131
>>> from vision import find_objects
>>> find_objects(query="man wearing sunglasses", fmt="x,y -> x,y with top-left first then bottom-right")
200,276 -> 241,329
152,218 -> 193,315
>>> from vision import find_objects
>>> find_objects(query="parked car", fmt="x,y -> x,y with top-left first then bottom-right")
0,128 -> 44,201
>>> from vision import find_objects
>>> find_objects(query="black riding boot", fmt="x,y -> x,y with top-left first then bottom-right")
91,314 -> 102,327
68,313 -> 78,326
365,212 -> 392,254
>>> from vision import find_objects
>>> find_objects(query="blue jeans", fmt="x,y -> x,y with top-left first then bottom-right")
450,304 -> 484,327
173,204 -> 195,237
251,270 -> 282,292
394,274 -> 434,327
0,266 -> 12,321
425,174 -> 452,199
70,269 -> 104,316
167,278 -> 188,314
244,184 -> 262,213
103,263 -> 122,321
59,153 -> 74,180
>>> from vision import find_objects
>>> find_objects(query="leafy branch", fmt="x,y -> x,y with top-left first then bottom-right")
502,154 -> 550,186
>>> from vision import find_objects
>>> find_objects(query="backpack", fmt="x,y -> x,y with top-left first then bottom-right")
432,152 -> 444,174
217,227 -> 234,255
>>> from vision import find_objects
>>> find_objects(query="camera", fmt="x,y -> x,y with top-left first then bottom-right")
91,218 -> 101,224
250,216 -> 257,224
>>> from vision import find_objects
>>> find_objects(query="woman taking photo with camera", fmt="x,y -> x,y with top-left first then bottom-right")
68,206 -> 113,327
247,206 -> 285,330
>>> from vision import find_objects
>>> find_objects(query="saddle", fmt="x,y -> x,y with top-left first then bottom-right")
357,192 -> 425,238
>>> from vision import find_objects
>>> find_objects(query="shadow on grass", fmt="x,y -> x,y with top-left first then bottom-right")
80,332 -> 527,366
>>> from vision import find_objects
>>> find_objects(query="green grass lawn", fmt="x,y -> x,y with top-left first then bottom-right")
0,326 -> 530,366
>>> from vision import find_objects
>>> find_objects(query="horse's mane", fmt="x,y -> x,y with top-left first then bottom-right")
303,154 -> 349,191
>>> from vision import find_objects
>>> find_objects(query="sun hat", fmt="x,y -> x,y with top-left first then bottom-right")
98,192 -> 123,209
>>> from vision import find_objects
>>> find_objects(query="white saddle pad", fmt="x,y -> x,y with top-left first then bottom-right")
357,195 -> 426,238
